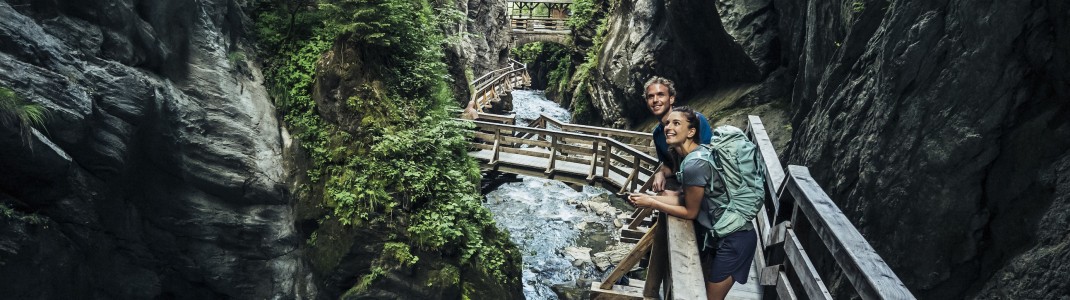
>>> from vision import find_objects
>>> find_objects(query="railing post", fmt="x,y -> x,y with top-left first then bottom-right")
587,140 -> 599,182
545,134 -> 557,175
624,155 -> 633,190
491,127 -> 501,165
643,213 -> 669,297
602,142 -> 611,179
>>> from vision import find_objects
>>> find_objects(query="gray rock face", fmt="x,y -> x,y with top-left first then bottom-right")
720,0 -> 1070,298
0,1 -> 313,298
588,0 -> 761,127
583,0 -> 1069,297
442,0 -> 511,105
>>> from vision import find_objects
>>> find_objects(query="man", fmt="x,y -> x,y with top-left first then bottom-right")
644,76 -> 713,192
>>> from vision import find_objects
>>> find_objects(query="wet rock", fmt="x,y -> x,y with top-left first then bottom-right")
593,244 -> 634,272
551,280 -> 593,300
562,246 -> 593,267
586,201 -> 617,218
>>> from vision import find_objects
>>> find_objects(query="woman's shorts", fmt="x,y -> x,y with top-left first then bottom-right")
701,229 -> 758,284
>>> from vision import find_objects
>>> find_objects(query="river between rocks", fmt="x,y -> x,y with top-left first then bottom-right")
483,90 -> 636,300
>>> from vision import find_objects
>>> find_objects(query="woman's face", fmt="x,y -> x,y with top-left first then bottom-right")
663,111 -> 695,146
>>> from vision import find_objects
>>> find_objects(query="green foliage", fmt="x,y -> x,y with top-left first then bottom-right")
563,10 -> 611,122
511,42 -> 544,65
0,203 -> 47,225
253,0 -> 513,285
382,242 -> 419,267
0,87 -> 46,132
567,0 -> 599,30
227,51 -> 247,65
851,0 -> 865,13
0,86 -> 48,147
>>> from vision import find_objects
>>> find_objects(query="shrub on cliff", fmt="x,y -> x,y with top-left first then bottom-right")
252,0 -> 519,295
0,87 -> 47,147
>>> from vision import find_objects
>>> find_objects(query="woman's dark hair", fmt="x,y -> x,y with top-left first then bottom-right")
671,106 -> 701,143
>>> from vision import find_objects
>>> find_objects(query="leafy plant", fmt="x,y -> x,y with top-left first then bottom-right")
851,0 -> 864,13
253,0 -> 515,286
0,87 -> 47,147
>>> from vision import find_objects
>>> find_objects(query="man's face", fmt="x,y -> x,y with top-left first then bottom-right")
645,83 -> 674,118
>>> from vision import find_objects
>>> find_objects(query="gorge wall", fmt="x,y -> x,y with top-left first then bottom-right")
582,0 -> 1068,298
584,0 -> 762,128
0,0 -> 521,299
0,0 -> 312,298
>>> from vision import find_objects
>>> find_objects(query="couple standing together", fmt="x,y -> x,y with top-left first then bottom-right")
627,77 -> 758,300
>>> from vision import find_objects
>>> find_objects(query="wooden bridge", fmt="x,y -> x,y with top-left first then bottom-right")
470,59 -> 531,113
462,112 -> 916,300
508,0 -> 572,45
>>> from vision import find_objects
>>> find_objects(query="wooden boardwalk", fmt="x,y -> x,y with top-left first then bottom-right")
465,114 -> 763,299
462,112 -> 915,299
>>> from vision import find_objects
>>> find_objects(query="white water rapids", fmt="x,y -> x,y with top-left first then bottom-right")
483,90 -> 634,299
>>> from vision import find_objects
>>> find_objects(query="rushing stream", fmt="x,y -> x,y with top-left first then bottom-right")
483,90 -> 633,299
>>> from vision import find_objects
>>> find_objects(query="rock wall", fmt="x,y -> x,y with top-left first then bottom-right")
718,0 -> 1070,298
587,0 -> 761,127
0,0 -> 314,298
442,0 -> 511,106
577,0 -> 1069,297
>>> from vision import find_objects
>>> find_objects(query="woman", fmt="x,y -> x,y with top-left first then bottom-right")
627,106 -> 757,300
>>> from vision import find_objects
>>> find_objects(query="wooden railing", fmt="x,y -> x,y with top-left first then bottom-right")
525,114 -> 656,156
746,116 -> 915,300
470,59 -> 530,112
467,119 -> 658,194
461,117 -> 706,298
511,17 -> 569,32
463,114 -> 914,299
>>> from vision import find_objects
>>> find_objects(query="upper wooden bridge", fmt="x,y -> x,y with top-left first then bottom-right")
508,0 -> 572,45
470,59 -> 531,113
462,112 -> 916,300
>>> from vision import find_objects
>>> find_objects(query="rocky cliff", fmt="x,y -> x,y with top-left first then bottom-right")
776,1 -> 1068,298
1,0 -> 524,298
443,0 -> 512,106
581,0 -> 1068,298
0,0 -> 313,298
585,0 -> 762,128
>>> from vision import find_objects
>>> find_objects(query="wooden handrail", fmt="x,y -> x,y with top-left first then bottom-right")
468,114 -> 914,299
744,115 -> 914,299
527,113 -> 655,155
465,118 -> 702,298
471,62 -> 529,112
779,166 -> 914,299
465,120 -> 657,194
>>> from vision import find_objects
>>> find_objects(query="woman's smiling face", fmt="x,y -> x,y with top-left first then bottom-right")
663,111 -> 695,146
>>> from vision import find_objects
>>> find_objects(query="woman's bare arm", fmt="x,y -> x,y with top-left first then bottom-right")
628,185 -> 704,220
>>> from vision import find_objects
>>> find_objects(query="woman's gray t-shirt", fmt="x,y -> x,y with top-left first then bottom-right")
680,152 -> 714,187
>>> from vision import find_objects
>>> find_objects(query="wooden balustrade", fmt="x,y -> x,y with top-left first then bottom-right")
471,60 -> 529,112
744,116 -> 915,300
467,119 -> 657,193
527,114 -> 656,156
463,114 -> 914,299
510,18 -> 569,32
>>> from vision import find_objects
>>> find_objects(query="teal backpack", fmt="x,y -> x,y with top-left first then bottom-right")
676,125 -> 766,250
